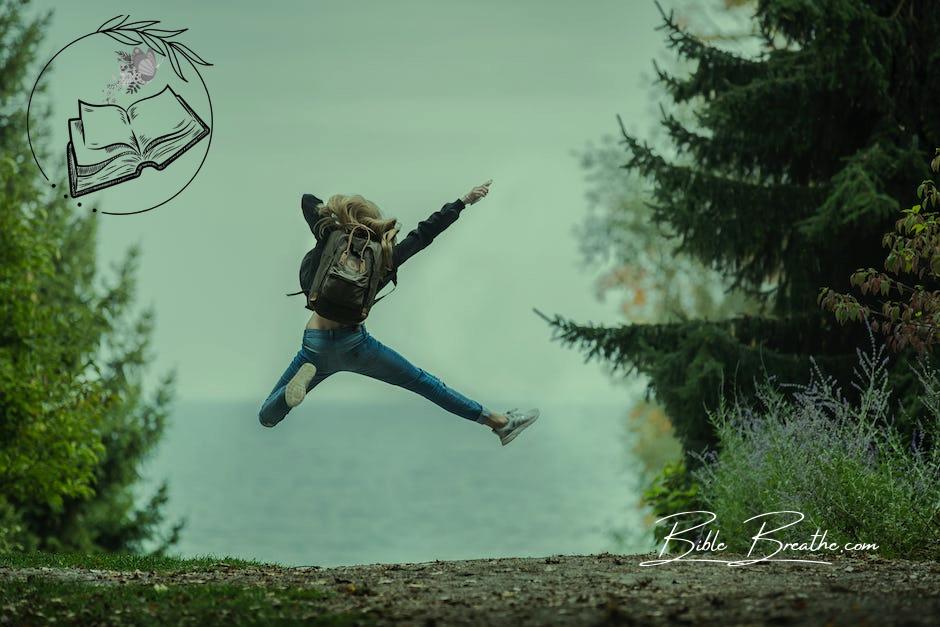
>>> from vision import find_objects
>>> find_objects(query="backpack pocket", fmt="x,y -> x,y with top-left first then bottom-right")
306,231 -> 385,323
321,259 -> 370,306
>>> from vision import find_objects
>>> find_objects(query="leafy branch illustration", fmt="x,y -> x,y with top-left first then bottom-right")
96,15 -> 211,82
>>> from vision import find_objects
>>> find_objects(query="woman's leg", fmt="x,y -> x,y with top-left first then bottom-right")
258,350 -> 331,427
344,334 -> 495,424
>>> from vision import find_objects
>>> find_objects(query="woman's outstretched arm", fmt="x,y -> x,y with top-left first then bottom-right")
392,180 -> 492,269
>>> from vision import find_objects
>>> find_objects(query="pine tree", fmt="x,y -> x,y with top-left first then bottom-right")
571,3 -> 762,524
542,0 -> 940,462
0,0 -> 180,552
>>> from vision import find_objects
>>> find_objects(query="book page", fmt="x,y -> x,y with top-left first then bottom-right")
69,119 -> 140,194
141,121 -> 206,167
127,86 -> 197,155
77,101 -> 139,152
69,118 -> 138,168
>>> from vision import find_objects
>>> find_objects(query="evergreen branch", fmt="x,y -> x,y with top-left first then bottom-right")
658,106 -> 780,183
96,16 -> 210,82
650,58 -> 685,97
534,309 -> 641,376
653,0 -> 757,69
724,258 -> 769,301
657,57 -> 863,186
796,142 -> 916,242
614,113 -> 825,292
659,104 -> 703,154
650,0 -> 763,106
535,309 -> 864,457
616,114 -> 814,200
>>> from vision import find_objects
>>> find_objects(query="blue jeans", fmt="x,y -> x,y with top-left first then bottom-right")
259,324 -> 490,427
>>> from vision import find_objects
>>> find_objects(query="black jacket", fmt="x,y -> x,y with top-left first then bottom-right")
300,193 -> 467,290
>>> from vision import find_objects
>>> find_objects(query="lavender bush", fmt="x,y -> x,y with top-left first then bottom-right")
692,322 -> 940,559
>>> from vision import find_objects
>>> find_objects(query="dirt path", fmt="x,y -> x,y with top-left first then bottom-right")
4,552 -> 940,625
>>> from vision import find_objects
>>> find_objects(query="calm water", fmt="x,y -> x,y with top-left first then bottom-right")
139,399 -> 652,566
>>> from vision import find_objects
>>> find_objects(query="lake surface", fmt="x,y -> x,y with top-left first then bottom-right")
140,399 -> 653,566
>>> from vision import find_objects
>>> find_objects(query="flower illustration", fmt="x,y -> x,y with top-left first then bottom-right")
103,47 -> 160,103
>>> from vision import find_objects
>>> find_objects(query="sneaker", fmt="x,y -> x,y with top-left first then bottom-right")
493,408 -> 540,446
285,363 -> 317,408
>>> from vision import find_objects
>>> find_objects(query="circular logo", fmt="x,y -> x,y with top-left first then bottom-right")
26,15 -> 214,215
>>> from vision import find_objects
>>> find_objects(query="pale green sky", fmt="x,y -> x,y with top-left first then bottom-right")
30,0 -> 669,407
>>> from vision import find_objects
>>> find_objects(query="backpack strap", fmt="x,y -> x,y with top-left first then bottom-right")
373,283 -> 396,304
373,274 -> 397,304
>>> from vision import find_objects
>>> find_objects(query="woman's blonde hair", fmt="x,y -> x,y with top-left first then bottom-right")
312,194 -> 400,273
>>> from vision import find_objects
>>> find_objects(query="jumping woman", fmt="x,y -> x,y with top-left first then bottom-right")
258,180 -> 540,446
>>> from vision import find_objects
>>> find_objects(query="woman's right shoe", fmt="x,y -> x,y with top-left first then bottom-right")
285,363 -> 317,408
493,408 -> 540,446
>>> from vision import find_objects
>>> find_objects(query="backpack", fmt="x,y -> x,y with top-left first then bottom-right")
293,224 -> 396,324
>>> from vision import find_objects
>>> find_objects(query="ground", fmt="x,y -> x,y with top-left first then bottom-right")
2,552 -> 939,625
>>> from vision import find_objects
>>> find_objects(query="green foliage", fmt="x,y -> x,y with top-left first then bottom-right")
0,550 -> 267,572
535,308 -> 912,457
574,2 -> 762,551
1,579 -> 350,626
545,0 -> 940,461
575,136 -> 762,326
641,458 -> 704,546
692,329 -> 940,559
0,552 -> 353,625
0,157 -> 108,512
0,0 -> 178,552
0,498 -> 25,552
820,149 -> 940,354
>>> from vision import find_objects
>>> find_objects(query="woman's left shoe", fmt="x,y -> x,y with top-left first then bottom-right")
493,408 -> 540,446
285,363 -> 317,408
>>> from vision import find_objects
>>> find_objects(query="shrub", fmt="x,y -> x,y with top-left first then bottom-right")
691,322 -> 940,559
641,458 -> 705,546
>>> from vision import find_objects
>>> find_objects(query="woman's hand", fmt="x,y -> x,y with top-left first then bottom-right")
461,179 -> 493,206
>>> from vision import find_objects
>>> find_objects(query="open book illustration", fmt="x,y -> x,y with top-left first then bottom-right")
67,85 -> 210,197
